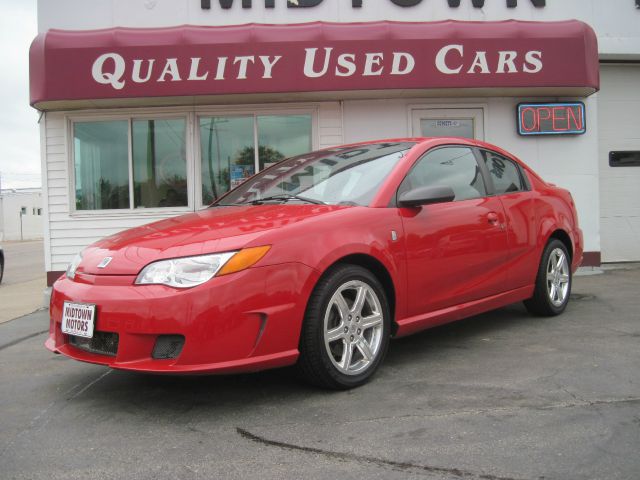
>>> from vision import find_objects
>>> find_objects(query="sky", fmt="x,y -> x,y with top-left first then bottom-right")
0,0 -> 40,190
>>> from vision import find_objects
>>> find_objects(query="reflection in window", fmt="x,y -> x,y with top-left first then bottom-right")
199,114 -> 313,204
221,142 -> 415,206
200,116 -> 254,205
258,115 -> 312,170
401,147 -> 486,201
481,150 -> 526,194
132,119 -> 187,208
74,121 -> 130,210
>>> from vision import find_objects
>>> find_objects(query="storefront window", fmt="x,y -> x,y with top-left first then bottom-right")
257,115 -> 312,170
132,119 -> 188,208
73,112 -> 314,210
74,121 -> 130,210
200,116 -> 254,205
200,113 -> 312,204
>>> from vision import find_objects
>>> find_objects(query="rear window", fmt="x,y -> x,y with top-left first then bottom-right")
480,150 -> 528,194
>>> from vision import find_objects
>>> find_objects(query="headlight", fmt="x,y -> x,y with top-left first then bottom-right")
135,246 -> 270,288
66,252 -> 83,280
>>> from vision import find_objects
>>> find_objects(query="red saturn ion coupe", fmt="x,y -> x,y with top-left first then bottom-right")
47,138 -> 582,389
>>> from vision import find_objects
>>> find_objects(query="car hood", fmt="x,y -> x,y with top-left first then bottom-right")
76,204 -> 349,275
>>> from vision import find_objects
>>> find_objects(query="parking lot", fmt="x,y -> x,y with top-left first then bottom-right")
1,265 -> 639,480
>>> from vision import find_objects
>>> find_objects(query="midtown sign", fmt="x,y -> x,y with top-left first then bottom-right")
29,21 -> 599,109
201,0 -> 546,8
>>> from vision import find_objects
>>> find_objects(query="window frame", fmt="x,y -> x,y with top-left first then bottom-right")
194,106 -> 319,208
474,148 -> 531,196
68,110 -> 193,216
394,144 -> 490,206
67,105 -> 319,215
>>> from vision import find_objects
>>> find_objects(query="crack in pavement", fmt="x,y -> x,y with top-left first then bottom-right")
238,396 -> 640,431
237,427 -> 531,480
0,329 -> 48,352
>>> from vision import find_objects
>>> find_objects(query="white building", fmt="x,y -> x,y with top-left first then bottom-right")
0,188 -> 44,241
30,0 -> 640,285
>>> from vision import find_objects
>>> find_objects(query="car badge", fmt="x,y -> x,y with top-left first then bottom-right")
97,257 -> 113,269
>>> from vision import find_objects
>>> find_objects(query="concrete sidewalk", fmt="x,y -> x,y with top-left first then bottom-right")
0,240 -> 46,324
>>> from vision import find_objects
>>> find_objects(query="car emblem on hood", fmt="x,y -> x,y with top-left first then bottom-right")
97,257 -> 113,269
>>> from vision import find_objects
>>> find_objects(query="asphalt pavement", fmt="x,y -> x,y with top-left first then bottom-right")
0,265 -> 639,480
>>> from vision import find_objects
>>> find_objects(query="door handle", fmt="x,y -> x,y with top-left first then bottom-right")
487,212 -> 506,230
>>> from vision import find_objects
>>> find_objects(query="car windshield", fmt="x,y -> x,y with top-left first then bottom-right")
215,142 -> 415,207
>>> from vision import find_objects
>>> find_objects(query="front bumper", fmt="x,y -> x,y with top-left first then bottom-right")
46,262 -> 318,374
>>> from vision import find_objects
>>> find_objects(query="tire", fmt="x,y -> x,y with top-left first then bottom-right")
524,239 -> 572,316
0,257 -> 3,285
297,264 -> 391,389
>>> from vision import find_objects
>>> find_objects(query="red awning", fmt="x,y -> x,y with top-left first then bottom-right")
29,20 -> 599,110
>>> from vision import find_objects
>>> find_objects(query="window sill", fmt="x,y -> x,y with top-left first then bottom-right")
69,207 -> 193,219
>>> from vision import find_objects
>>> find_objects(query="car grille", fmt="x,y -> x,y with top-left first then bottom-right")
68,332 -> 119,357
152,335 -> 185,360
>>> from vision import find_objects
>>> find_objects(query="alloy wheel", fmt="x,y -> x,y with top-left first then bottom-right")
323,280 -> 384,375
546,247 -> 570,307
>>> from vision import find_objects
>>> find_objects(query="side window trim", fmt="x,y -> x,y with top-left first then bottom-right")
472,147 -> 496,196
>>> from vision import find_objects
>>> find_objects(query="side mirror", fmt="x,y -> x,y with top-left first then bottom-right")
398,185 -> 455,207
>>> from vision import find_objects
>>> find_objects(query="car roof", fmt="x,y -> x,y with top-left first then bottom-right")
332,137 -> 508,152
331,137 -> 527,166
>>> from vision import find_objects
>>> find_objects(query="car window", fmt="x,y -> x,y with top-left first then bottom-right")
217,142 -> 415,207
399,147 -> 486,202
481,150 -> 527,194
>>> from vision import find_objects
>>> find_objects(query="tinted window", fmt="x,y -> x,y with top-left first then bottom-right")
399,147 -> 486,202
609,151 -> 640,167
481,150 -> 526,194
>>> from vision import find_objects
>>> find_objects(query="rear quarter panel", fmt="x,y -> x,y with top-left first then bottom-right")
527,172 -> 584,272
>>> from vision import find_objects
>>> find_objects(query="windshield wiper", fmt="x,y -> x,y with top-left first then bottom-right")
249,194 -> 325,205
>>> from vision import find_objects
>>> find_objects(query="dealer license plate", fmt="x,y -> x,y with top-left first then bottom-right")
61,302 -> 96,339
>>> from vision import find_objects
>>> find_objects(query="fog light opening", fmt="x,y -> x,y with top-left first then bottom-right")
152,335 -> 185,360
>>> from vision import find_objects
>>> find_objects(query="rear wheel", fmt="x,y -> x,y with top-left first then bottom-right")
0,256 -> 4,284
297,264 -> 391,389
524,239 -> 572,316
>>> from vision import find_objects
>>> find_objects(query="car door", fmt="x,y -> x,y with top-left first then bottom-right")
399,146 -> 509,317
478,149 -> 537,289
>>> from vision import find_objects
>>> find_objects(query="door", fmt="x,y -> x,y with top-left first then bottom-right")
412,108 -> 484,140
598,65 -> 640,261
478,148 -> 536,288
399,146 -> 508,317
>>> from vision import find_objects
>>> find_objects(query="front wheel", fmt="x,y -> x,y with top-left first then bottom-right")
297,264 -> 391,389
524,239 -> 572,316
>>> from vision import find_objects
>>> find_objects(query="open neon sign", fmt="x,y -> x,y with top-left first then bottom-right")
517,102 -> 586,136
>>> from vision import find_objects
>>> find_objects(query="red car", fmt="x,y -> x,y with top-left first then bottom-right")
47,138 -> 582,389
